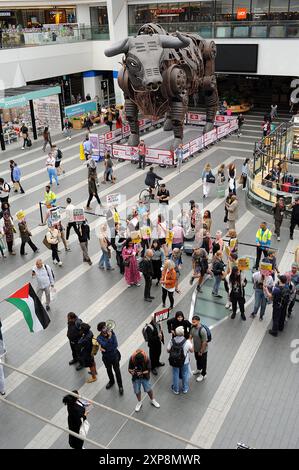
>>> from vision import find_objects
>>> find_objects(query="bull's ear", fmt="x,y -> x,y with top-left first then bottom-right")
160,32 -> 190,50
104,38 -> 129,57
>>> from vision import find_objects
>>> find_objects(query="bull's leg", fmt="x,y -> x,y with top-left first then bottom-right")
203,88 -> 219,134
169,99 -> 186,148
125,98 -> 140,146
163,112 -> 173,131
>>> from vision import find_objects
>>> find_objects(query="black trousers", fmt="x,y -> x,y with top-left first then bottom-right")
162,287 -> 174,308
138,154 -> 145,169
103,356 -> 123,388
242,175 -> 247,188
87,192 -> 101,207
278,305 -> 288,331
116,251 -> 124,274
271,306 -> 281,334
149,340 -> 162,370
66,222 -> 78,240
231,295 -> 245,315
7,240 -> 13,253
290,220 -> 299,238
255,246 -> 268,269
144,275 -> 152,299
194,351 -> 208,376
20,238 -> 38,255
288,298 -> 296,316
51,244 -> 60,262
70,341 -> 80,361
274,218 -> 283,237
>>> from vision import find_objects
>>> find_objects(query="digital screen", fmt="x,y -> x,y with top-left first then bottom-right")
215,44 -> 258,73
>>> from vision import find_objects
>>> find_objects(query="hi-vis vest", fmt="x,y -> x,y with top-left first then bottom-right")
256,228 -> 272,246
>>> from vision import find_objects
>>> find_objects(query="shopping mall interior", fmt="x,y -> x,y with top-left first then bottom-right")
0,0 -> 299,454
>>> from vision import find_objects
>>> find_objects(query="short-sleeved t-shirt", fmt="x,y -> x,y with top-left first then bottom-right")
129,356 -> 151,381
190,325 -> 208,353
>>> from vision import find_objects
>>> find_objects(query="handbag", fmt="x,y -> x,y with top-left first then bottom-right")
206,172 -> 215,183
79,419 -> 90,437
43,235 -> 51,249
123,258 -> 130,267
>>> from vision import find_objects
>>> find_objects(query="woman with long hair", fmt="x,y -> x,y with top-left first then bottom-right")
122,238 -> 141,287
151,239 -> 164,286
202,163 -> 213,199
228,163 -> 236,195
161,259 -> 176,309
62,391 -> 87,449
203,210 -> 212,233
241,158 -> 250,190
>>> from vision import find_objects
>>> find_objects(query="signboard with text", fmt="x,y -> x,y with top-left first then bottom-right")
106,193 -> 121,206
154,308 -> 170,323
73,208 -> 85,223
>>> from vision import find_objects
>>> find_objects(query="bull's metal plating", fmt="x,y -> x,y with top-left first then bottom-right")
105,23 -> 219,148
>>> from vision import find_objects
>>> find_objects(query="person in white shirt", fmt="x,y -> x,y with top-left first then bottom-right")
250,271 -> 274,320
65,197 -> 79,240
83,136 -> 93,160
0,178 -> 10,209
46,153 -> 59,186
32,259 -> 55,310
167,326 -> 193,394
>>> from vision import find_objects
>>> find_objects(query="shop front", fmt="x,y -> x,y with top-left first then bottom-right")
0,85 -> 62,151
0,6 -> 77,29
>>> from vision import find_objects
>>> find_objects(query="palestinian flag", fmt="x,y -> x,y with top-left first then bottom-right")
5,283 -> 51,333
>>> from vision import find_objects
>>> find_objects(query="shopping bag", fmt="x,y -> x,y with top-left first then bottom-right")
50,287 -> 57,303
79,419 -> 90,437
42,236 -> 51,249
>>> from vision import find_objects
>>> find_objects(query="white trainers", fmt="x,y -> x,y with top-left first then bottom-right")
225,303 -> 230,309
192,369 -> 201,375
277,237 -> 280,241
58,261 -> 63,266
135,402 -> 143,412
229,305 -> 233,311
196,374 -> 206,382
151,399 -> 160,408
53,260 -> 58,265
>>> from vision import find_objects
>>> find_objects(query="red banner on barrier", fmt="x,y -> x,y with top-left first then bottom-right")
104,128 -> 122,143
217,122 -> 230,139
183,142 -> 190,159
204,128 -> 217,146
189,135 -> 204,154
187,112 -> 206,124
122,124 -> 131,138
112,144 -> 138,160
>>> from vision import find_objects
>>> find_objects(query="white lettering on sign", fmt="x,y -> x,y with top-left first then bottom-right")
290,78 -> 299,104
154,308 -> 170,322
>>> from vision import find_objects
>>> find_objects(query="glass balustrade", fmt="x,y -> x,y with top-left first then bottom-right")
0,26 -> 109,49
128,21 -> 299,38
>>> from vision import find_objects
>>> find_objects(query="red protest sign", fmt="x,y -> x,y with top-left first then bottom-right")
154,308 -> 170,322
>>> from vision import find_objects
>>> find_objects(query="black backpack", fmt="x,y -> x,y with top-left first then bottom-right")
278,286 -> 290,308
56,149 -> 63,160
142,323 -> 154,342
168,338 -> 186,368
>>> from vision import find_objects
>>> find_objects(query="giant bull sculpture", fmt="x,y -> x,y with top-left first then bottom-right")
105,23 -> 219,148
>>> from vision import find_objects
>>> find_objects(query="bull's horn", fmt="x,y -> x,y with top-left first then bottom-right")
160,32 -> 190,49
104,38 -> 129,57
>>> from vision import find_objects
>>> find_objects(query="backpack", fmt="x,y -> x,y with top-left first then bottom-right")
91,337 -> 99,356
56,149 -> 63,161
168,338 -> 186,367
138,258 -> 145,273
278,286 -> 290,308
200,324 -> 212,343
142,323 -> 154,342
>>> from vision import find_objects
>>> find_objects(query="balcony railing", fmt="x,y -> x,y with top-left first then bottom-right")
0,26 -> 109,49
128,20 -> 299,39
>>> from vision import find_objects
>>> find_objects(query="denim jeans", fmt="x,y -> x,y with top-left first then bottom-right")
253,288 -> 267,318
172,363 -> 190,393
213,275 -> 222,295
47,168 -> 58,185
99,250 -> 111,269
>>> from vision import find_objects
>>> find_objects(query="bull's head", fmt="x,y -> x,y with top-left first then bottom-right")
104,33 -> 190,91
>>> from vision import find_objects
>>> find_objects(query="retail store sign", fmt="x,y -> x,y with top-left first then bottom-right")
237,8 -> 247,20
64,100 -> 97,118
154,308 -> 169,323
0,95 -> 28,109
0,11 -> 12,16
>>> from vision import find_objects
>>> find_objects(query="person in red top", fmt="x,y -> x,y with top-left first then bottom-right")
137,140 -> 146,170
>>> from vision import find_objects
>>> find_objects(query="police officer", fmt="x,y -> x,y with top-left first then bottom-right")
268,275 -> 290,337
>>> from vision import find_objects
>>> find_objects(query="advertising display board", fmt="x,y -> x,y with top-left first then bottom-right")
64,100 -> 97,118
33,95 -> 61,131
